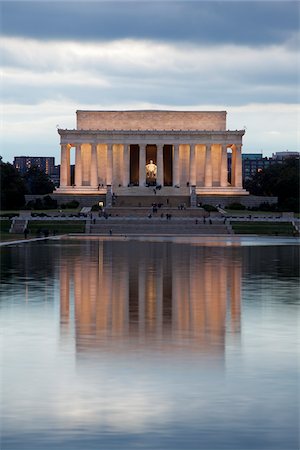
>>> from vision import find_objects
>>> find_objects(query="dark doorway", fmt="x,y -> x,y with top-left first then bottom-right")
146,145 -> 157,164
130,145 -> 139,185
164,145 -> 173,186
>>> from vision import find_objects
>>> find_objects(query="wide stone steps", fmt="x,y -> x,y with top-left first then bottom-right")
105,207 -> 207,218
89,219 -> 228,235
113,186 -> 190,196
112,195 -> 190,208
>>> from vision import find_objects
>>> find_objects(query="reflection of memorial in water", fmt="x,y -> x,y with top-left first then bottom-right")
59,241 -> 241,354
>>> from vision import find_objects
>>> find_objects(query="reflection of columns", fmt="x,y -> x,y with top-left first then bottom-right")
91,143 -> 98,187
156,259 -> 163,336
173,144 -> 180,186
231,263 -> 241,333
220,144 -> 228,187
204,144 -> 212,187
138,261 -> 145,334
106,144 -> 113,185
189,143 -> 196,186
139,144 -> 146,187
60,261 -> 70,326
60,144 -> 70,187
123,144 -> 130,187
75,144 -> 82,187
233,144 -> 243,188
156,144 -> 164,186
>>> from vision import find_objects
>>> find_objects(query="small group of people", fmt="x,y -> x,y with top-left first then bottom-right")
151,202 -> 163,213
178,204 -> 186,210
194,217 -> 212,225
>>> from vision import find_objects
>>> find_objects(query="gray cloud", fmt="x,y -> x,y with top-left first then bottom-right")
1,1 -> 298,45
2,37 -> 298,105
1,1 -> 299,162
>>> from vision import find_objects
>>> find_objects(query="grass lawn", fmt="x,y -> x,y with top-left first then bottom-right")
231,221 -> 297,235
0,220 -> 25,242
28,220 -> 86,234
0,219 -> 86,242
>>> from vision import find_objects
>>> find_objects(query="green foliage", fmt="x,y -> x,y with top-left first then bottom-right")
0,161 -> 26,209
231,221 -> 297,236
28,220 -> 85,234
226,202 -> 246,210
245,158 -> 299,212
25,195 -> 58,210
91,204 -> 101,211
202,204 -> 218,212
60,200 -> 79,209
0,220 -> 11,233
43,195 -> 58,209
23,166 -> 54,195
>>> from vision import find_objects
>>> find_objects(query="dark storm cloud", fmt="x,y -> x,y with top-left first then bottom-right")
1,1 -> 298,45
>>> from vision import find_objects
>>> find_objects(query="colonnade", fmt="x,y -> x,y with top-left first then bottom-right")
59,142 -> 243,189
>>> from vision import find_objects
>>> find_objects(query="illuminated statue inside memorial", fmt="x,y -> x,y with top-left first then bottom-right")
146,160 -> 157,180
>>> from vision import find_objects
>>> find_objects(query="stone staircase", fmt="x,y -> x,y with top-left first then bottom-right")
112,195 -> 191,208
88,218 -> 229,235
10,219 -> 28,234
104,207 -> 207,218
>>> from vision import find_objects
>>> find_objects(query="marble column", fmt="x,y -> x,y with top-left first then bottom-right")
123,144 -> 130,187
173,144 -> 180,186
156,144 -> 164,186
106,143 -> 113,186
139,144 -> 146,187
60,144 -> 70,187
75,144 -> 82,187
204,144 -> 212,187
90,143 -> 98,187
220,144 -> 228,187
234,144 -> 243,188
189,144 -> 196,186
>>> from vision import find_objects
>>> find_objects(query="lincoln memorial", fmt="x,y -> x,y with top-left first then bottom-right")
56,110 -> 248,202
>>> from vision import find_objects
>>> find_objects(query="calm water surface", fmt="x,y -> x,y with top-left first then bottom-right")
1,237 -> 299,450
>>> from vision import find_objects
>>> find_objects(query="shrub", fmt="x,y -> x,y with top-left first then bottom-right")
258,202 -> 278,212
91,203 -> 102,211
202,204 -> 218,212
43,195 -> 58,209
25,196 -> 58,210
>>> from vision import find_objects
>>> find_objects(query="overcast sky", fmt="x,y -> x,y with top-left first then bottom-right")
1,1 -> 299,163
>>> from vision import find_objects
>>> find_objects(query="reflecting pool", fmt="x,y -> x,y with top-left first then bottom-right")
1,237 -> 299,450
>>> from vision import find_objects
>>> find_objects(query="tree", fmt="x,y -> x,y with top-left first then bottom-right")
0,160 -> 26,209
23,166 -> 54,195
245,158 -> 299,211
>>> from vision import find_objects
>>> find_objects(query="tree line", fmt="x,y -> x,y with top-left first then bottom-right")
244,157 -> 299,212
1,157 -> 299,211
1,161 -> 55,210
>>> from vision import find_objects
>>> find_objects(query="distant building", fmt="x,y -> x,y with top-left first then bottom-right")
272,151 -> 299,160
50,165 -> 60,187
14,156 -> 55,176
228,151 -> 299,182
